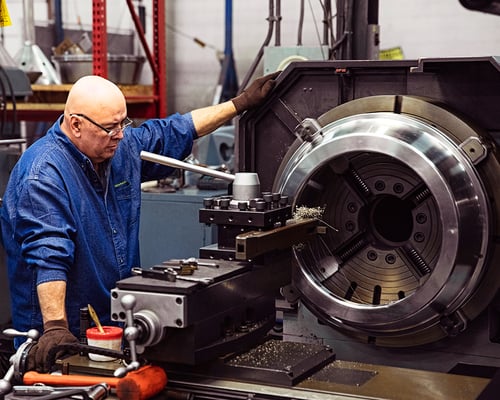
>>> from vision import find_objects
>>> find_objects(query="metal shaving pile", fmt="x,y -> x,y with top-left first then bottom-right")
293,205 -> 325,220
227,339 -> 323,370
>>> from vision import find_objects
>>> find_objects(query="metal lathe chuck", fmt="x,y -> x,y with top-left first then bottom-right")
272,95 -> 500,346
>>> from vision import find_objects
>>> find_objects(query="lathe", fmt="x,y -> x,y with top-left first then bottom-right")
4,56 -> 500,399
111,57 -> 500,399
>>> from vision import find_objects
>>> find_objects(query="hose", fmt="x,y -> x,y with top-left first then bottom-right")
297,0 -> 305,46
237,0 -> 276,94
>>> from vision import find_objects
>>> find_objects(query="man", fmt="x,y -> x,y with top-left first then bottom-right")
0,72 -> 278,373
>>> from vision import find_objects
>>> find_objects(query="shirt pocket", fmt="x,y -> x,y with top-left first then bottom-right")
114,180 -> 132,200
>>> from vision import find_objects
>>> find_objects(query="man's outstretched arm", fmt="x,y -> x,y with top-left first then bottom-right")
190,71 -> 280,137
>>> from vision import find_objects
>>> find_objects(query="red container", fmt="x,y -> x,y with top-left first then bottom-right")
86,326 -> 123,361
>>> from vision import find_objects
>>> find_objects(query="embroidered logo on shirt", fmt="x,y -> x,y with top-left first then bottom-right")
114,180 -> 129,188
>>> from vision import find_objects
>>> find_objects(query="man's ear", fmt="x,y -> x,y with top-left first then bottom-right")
70,116 -> 82,137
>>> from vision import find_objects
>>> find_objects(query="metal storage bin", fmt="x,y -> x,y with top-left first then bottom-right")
52,54 -> 145,84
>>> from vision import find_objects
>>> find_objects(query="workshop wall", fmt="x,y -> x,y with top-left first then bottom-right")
1,0 -> 499,115
379,0 -> 500,59
169,0 -> 500,113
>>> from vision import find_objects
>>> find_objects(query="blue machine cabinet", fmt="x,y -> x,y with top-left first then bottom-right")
139,188 -> 224,268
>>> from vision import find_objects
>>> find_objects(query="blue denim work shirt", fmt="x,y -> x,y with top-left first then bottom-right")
0,113 -> 196,339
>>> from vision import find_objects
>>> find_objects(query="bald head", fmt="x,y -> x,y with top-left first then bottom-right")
65,75 -> 126,117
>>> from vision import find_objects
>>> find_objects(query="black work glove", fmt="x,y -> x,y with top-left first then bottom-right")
232,71 -> 280,114
27,319 -> 80,372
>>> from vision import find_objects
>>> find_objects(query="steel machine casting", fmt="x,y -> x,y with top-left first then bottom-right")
105,57 -> 500,399
237,57 -> 500,372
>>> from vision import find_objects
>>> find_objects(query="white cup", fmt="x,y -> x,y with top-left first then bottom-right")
86,326 -> 123,362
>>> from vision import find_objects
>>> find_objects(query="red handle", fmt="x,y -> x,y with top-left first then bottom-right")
23,370 -> 120,387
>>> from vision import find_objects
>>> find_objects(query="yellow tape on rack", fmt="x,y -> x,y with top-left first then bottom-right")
0,0 -> 12,27
379,47 -> 404,60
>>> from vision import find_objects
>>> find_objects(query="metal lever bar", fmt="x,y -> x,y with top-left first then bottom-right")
140,151 -> 235,181
113,295 -> 140,378
13,384 -> 95,396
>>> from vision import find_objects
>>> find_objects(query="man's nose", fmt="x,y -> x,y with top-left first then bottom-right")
113,128 -> 125,140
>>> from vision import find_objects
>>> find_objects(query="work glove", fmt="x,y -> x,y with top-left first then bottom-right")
232,71 -> 280,114
26,319 -> 80,372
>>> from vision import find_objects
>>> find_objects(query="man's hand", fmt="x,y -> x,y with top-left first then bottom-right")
26,320 -> 80,372
232,71 -> 280,114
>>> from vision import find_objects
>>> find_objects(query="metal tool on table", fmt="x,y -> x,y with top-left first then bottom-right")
131,266 -> 214,285
163,257 -> 219,268
151,257 -> 219,277
13,383 -> 97,396
167,269 -> 214,285
160,257 -> 219,272
12,383 -> 110,400
154,263 -> 196,276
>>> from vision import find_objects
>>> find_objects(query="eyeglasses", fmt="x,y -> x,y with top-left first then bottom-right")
70,113 -> 133,137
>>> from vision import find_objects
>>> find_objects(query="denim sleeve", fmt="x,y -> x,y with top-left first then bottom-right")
15,176 -> 76,284
125,113 -> 197,181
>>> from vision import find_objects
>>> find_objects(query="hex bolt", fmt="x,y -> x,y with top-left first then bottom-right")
414,232 -> 425,242
203,198 -> 214,209
256,201 -> 266,211
367,250 -> 378,261
263,194 -> 273,209
272,193 -> 281,208
393,183 -> 404,194
416,213 -> 427,224
374,180 -> 386,191
385,254 -> 396,264
347,202 -> 358,213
